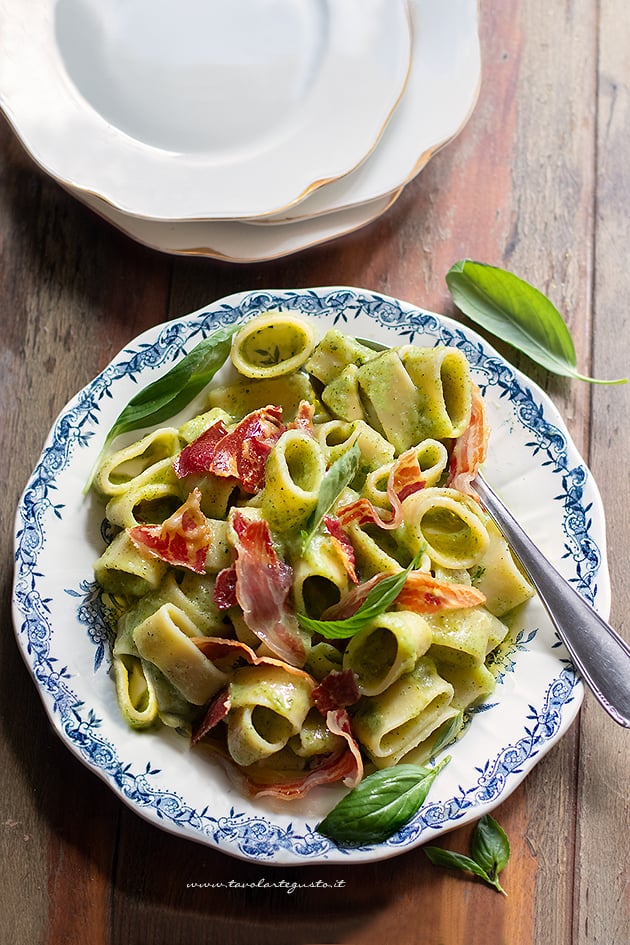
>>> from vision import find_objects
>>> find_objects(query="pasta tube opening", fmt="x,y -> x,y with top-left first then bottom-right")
399,487 -> 489,569
230,312 -> 316,379
93,427 -> 181,496
343,611 -> 433,696
400,345 -> 472,440
259,429 -> 325,533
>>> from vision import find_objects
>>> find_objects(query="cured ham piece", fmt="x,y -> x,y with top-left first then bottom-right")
394,571 -> 486,612
323,515 -> 358,584
312,669 -> 361,713
321,572 -> 386,620
446,383 -> 489,499
172,419 -> 229,478
213,566 -> 238,610
127,488 -> 212,574
197,728 -> 363,800
192,636 -> 314,679
229,511 -> 309,667
288,399 -> 316,435
336,447 -> 425,530
393,448 -> 427,503
174,405 -> 285,493
190,686 -> 231,746
325,708 -> 364,788
234,708 -> 363,801
322,568 -> 486,621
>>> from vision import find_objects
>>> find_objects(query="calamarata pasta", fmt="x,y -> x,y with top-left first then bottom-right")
91,312 -> 534,801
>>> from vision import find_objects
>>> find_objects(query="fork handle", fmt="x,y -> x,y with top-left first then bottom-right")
474,473 -> 630,727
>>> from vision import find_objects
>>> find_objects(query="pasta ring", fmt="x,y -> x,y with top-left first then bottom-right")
230,311 -> 316,379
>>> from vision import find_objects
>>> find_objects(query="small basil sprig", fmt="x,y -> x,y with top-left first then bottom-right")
424,813 -> 510,894
296,551 -> 423,640
84,325 -> 237,493
446,260 -> 627,385
300,443 -> 361,553
316,758 -> 449,846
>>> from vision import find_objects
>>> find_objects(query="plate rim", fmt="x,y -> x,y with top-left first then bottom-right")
75,187 -> 405,265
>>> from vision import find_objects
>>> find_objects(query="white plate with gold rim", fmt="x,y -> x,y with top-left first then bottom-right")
250,0 -> 481,224
0,0 -> 412,220
13,287 -> 609,865
77,187 -> 403,262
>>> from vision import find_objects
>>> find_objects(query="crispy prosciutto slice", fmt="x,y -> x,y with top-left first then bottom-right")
193,709 -> 363,800
196,729 -> 363,800
393,448 -> 428,503
127,488 -> 212,574
322,568 -> 486,621
288,399 -> 316,435
336,447 -> 426,530
323,515 -> 358,584
394,571 -> 486,612
190,685 -> 231,746
325,708 -> 363,788
229,511 -> 309,667
192,636 -> 314,677
174,405 -> 285,493
213,566 -> 238,610
446,383 -> 489,499
312,669 -> 361,713
244,708 -> 363,800
172,419 -> 229,478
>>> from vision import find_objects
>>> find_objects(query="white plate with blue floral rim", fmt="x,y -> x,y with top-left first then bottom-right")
0,0 -> 411,221
12,287 -> 610,865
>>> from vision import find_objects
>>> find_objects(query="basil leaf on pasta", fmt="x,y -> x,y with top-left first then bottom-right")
85,325 -> 236,493
296,552 -> 423,639
446,260 -> 627,384
300,442 -> 360,553
316,758 -> 449,846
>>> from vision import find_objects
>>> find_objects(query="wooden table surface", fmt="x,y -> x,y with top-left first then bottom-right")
1,3 -> 628,944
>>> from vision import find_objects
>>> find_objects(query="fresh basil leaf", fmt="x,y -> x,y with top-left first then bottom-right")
424,812 -> 510,894
423,846 -> 493,883
446,260 -> 627,385
301,443 -> 361,553
85,325 -> 237,493
470,814 -> 510,881
316,758 -> 449,846
296,550 -> 424,639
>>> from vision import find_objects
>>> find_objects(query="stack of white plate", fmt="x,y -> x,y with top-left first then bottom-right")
0,0 -> 480,263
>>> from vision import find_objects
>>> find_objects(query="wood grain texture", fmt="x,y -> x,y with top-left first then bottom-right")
1,1 -> 629,943
575,1 -> 630,942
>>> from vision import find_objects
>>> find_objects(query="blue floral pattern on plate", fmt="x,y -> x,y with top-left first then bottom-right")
12,287 -> 610,864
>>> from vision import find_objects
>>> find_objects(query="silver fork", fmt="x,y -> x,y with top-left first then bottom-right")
473,473 -> 630,728
355,336 -> 630,726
